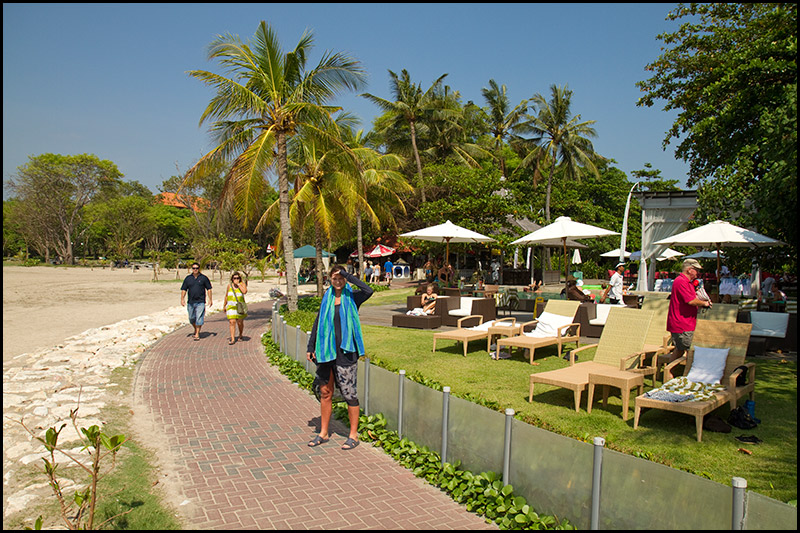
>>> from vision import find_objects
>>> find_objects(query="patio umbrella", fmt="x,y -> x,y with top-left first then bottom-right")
350,244 -> 396,259
601,248 -> 632,258
654,220 -> 784,278
511,216 -> 619,282
630,248 -> 684,261
399,220 -> 495,263
683,249 -> 726,259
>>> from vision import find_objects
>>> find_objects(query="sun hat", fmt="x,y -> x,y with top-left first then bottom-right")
683,258 -> 703,270
614,262 -> 626,270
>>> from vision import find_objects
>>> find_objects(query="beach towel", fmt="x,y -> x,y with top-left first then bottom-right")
315,283 -> 365,364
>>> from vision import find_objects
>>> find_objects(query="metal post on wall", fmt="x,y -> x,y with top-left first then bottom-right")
363,357 -> 371,416
732,477 -> 747,530
295,325 -> 301,363
590,437 -> 605,530
441,386 -> 450,466
502,408 -> 515,486
397,370 -> 406,437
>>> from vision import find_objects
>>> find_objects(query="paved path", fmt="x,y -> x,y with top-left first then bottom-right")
134,301 -> 495,530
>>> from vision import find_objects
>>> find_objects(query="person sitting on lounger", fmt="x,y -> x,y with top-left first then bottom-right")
421,283 -> 438,314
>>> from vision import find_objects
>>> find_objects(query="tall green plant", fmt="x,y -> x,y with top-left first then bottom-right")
185,20 -> 366,311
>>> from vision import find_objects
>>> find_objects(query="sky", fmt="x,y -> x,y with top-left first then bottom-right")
3,3 -> 690,199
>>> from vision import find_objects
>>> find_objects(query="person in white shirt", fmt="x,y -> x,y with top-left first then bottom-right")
601,262 -> 626,304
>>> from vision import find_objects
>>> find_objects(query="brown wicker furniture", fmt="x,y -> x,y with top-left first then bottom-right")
487,320 -> 523,352
494,300 -> 581,364
392,313 -> 441,329
633,320 -> 754,442
528,307 -> 656,412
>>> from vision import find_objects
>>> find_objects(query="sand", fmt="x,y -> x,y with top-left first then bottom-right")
2,265 -> 282,364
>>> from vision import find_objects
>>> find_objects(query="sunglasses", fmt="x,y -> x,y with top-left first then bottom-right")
233,277 -> 240,280
191,267 -> 199,270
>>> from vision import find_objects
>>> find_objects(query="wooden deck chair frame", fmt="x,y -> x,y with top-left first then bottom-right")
495,300 -> 581,364
528,307 -> 656,412
633,320 -> 753,442
432,315 -> 509,357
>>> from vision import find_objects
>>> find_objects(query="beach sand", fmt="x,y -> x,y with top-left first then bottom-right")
2,265 -> 281,364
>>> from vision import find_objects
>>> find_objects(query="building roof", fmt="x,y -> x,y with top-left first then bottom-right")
155,192 -> 210,212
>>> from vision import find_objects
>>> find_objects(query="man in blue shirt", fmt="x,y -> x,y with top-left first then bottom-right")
180,262 -> 213,341
383,257 -> 394,288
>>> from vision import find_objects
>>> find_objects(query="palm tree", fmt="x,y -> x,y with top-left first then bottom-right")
183,21 -> 366,311
361,69 -> 448,202
528,84 -> 600,223
481,79 -> 529,177
341,128 -> 410,275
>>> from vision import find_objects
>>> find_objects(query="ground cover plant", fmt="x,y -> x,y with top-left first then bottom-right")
282,290 -> 797,504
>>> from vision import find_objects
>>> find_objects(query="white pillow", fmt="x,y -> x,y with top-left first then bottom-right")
467,319 -> 500,332
686,346 -> 729,385
524,311 -> 574,339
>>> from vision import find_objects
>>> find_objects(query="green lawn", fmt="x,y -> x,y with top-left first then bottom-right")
291,287 -> 797,504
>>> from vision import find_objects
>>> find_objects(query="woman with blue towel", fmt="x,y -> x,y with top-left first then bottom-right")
307,265 -> 373,450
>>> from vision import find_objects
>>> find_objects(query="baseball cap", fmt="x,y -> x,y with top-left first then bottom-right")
683,258 -> 703,270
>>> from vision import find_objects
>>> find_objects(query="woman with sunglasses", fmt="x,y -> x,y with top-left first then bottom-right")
225,271 -> 248,344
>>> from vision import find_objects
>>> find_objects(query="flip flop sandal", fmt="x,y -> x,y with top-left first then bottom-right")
735,435 -> 763,444
341,437 -> 359,450
193,337 -> 200,341
307,435 -> 329,447
229,339 -> 236,345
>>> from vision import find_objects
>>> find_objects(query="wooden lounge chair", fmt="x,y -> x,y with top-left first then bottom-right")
640,298 -> 676,384
528,307 -> 656,412
633,320 -> 753,442
495,300 -> 581,364
432,316 -> 515,358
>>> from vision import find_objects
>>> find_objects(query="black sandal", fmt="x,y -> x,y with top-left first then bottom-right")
341,437 -> 359,450
308,435 -> 329,447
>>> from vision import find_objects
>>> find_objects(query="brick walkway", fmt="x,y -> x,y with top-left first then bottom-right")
134,301 -> 495,529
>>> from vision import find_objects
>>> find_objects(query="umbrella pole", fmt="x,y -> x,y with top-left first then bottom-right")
563,238 -> 568,284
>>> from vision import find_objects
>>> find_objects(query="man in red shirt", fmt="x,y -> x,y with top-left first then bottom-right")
667,258 -> 713,362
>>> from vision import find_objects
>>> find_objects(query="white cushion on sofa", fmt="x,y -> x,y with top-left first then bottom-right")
449,297 -> 478,317
749,311 -> 789,338
588,304 -> 618,326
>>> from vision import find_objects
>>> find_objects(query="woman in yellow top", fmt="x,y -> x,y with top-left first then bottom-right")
226,271 -> 248,344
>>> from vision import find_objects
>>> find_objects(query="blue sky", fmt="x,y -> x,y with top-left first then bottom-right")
3,3 -> 689,198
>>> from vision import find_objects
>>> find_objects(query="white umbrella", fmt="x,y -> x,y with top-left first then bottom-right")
654,220 -> 784,278
512,216 -> 619,282
601,248 -> 632,258
399,220 -> 495,263
684,249 -> 726,259
630,248 -> 685,262
572,249 -> 582,265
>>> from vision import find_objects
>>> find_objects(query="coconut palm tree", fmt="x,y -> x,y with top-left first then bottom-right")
361,69 -> 448,202
183,21 -> 366,311
481,79 -> 529,177
528,84 -> 600,223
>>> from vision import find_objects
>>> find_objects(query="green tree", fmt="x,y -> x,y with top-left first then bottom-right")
362,69 -> 448,202
637,3 -> 797,269
185,20 -> 366,311
481,79 -> 529,177
4,153 -> 123,265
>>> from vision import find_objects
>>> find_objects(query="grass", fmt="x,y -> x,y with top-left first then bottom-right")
287,287 -> 798,504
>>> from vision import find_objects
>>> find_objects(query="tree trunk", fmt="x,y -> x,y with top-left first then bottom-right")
314,224 -> 325,298
356,209 -> 365,279
276,131 -> 299,311
409,120 -> 426,203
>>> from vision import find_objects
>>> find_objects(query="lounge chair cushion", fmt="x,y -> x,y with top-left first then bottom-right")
644,376 -> 725,402
749,311 -> 789,338
467,319 -> 504,332
686,346 -> 729,385
523,311 -> 574,339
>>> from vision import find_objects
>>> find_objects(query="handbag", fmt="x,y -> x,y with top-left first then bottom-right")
232,287 -> 247,315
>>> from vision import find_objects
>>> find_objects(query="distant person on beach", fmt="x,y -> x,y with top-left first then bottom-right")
225,271 -> 248,345
180,262 -> 213,341
601,263 -> 625,304
307,265 -> 373,450
383,257 -> 394,287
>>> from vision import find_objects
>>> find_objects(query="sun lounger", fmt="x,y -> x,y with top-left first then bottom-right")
433,317 -> 515,357
494,300 -> 581,364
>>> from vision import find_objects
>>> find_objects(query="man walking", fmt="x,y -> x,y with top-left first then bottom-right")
181,262 -> 213,341
601,262 -> 626,304
383,257 -> 394,288
667,258 -> 712,362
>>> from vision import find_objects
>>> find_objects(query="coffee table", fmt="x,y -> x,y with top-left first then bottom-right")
586,368 -> 644,421
487,322 -> 522,353
392,313 -> 441,329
